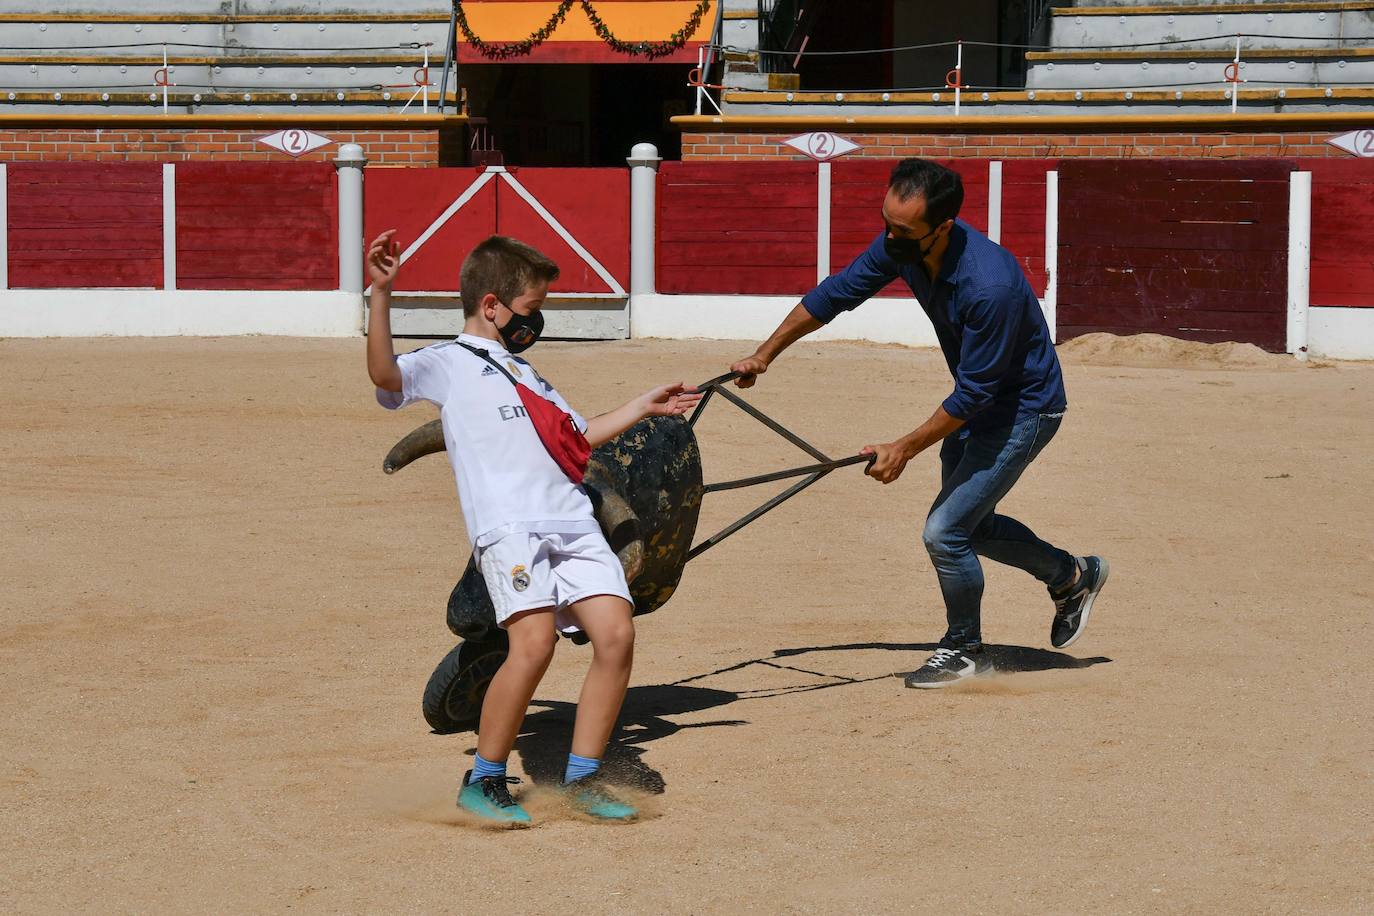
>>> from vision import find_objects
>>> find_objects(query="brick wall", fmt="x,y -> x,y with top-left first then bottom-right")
0,128 -> 440,165
681,130 -> 1353,160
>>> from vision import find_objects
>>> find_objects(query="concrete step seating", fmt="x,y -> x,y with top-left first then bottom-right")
718,0 -> 1374,116
1029,1 -> 1374,88
717,84 -> 1374,116
1026,47 -> 1374,89
721,9 -> 761,54
1051,2 -> 1374,51
0,8 -> 458,115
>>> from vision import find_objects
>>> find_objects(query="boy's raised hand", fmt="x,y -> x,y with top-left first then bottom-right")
587,383 -> 703,447
367,229 -> 401,289
639,383 -> 702,418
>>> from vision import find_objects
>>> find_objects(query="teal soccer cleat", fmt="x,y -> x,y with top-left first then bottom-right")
458,771 -> 532,826
561,774 -> 638,822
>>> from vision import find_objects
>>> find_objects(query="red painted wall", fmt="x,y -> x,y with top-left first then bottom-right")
364,166 -> 628,295
657,158 -> 1048,299
1000,159 -> 1055,296
494,168 -> 629,295
1057,159 -> 1293,351
1307,160 -> 1374,308
7,162 -> 163,288
657,161 -> 818,296
175,162 -> 338,290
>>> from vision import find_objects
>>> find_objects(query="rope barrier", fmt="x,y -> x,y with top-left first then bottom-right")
722,32 -> 1374,58
6,79 -> 1369,98
0,27 -> 1359,58
721,78 -> 1374,95
0,82 -> 400,92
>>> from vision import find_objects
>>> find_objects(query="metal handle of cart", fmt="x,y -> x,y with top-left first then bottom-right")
685,372 -> 875,562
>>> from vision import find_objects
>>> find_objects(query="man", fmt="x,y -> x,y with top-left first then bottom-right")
730,158 -> 1108,688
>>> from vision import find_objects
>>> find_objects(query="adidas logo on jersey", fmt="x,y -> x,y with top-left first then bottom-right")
481,365 -> 498,376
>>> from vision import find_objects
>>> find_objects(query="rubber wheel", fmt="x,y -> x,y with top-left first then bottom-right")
421,633 -> 509,734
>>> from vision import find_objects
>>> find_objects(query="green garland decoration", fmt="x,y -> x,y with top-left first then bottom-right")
453,0 -> 713,61
578,0 -> 713,59
453,0 -> 575,60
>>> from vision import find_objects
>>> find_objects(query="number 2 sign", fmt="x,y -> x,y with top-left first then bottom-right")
1327,129 -> 1374,158
256,129 -> 335,158
782,132 -> 862,162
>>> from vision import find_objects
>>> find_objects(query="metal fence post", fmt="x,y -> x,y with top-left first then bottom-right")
627,142 -> 661,297
334,143 -> 368,294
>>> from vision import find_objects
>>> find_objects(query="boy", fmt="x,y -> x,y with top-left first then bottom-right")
367,231 -> 700,825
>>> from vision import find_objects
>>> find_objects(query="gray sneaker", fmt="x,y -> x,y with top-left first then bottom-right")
904,647 -> 991,689
1050,556 -> 1109,649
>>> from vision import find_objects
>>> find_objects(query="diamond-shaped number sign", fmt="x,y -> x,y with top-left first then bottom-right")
782,132 -> 861,162
1327,129 -> 1374,158
257,128 -> 335,158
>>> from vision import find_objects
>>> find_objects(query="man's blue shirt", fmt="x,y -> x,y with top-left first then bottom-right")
801,219 -> 1067,430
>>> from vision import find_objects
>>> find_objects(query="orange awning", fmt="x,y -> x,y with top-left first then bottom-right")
456,0 -> 715,64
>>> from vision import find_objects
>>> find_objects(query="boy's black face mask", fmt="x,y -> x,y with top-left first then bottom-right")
497,303 -> 544,353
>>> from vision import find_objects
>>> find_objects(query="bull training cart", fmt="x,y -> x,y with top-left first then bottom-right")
380,373 -> 872,733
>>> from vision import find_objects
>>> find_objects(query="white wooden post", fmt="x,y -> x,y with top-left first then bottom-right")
0,163 -> 8,290
987,160 -> 1003,244
162,163 -> 176,290
1287,170 -> 1312,361
627,142 -> 661,297
817,160 -> 832,284
1044,170 -> 1059,341
334,143 -> 367,294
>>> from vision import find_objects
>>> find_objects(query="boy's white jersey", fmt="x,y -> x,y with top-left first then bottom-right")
377,333 -> 599,547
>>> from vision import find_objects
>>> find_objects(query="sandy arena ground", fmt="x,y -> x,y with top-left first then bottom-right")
3,334 -> 1372,913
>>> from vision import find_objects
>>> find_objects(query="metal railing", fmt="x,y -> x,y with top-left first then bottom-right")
1027,0 -> 1056,50
757,0 -> 800,74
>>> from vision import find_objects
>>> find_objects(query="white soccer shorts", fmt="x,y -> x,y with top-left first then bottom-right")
477,530 -> 632,633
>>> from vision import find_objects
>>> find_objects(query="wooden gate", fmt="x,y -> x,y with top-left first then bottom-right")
1057,160 -> 1293,351
363,165 -> 629,338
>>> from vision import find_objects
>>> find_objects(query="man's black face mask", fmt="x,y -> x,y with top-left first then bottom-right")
883,223 -> 943,265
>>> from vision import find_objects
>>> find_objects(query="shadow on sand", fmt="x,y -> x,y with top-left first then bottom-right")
493,642 -> 1110,793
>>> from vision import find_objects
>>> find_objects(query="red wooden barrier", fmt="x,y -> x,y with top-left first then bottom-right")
7,162 -> 162,288
493,168 -> 628,295
655,159 -> 1046,299
1057,159 -> 1294,351
364,167 -> 627,295
175,162 -> 337,290
657,161 -> 818,296
1001,160 -> 1055,296
1307,160 -> 1374,308
365,168 -> 498,292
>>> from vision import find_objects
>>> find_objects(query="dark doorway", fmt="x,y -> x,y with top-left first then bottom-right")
455,63 -> 688,166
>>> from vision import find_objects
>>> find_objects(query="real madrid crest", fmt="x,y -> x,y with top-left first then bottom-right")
510,564 -> 530,592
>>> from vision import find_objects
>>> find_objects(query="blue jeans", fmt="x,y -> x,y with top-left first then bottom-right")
923,412 -> 1077,651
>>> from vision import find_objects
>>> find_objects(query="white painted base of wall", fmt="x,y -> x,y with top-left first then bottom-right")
1308,306 -> 1374,360
0,289 -> 363,337
382,295 -> 630,339
629,293 -> 939,347
3,289 -> 1369,360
